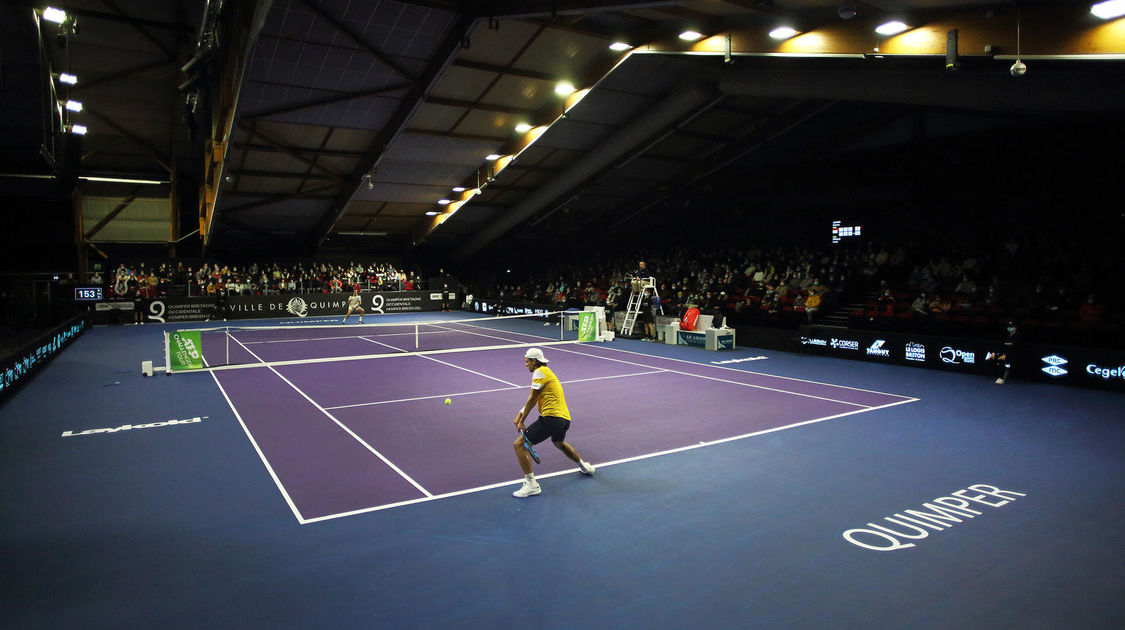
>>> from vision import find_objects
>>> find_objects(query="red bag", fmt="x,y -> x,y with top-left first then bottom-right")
680,307 -> 700,331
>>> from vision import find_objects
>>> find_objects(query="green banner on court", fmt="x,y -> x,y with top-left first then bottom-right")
578,311 -> 597,342
168,330 -> 204,371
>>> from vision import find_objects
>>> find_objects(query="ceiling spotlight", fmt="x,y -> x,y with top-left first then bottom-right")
452,186 -> 466,192
58,73 -> 78,85
438,199 -> 451,205
514,122 -> 532,133
838,4 -> 857,20
426,211 -> 439,216
64,99 -> 83,112
609,42 -> 632,51
43,7 -> 67,24
485,154 -> 502,161
1092,0 -> 1125,19
554,81 -> 576,96
875,21 -> 909,36
678,30 -> 704,41
70,124 -> 87,135
769,27 -> 799,40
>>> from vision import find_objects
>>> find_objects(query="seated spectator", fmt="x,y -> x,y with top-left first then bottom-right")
911,292 -> 930,316
929,295 -> 952,315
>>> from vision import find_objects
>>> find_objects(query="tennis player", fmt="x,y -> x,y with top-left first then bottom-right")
512,347 -> 595,497
342,288 -> 365,324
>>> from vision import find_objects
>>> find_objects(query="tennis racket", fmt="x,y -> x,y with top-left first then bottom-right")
520,429 -> 540,464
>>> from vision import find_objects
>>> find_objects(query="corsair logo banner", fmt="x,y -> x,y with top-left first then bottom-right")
831,338 -> 860,351
1041,355 -> 1068,377
866,340 -> 891,357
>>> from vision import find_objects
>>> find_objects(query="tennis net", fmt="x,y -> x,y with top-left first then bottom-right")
163,310 -> 600,373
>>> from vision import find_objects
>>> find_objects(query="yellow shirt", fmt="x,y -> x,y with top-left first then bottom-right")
531,366 -> 570,421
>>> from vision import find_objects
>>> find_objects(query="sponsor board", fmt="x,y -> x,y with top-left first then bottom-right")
138,292 -> 444,322
904,342 -> 926,362
866,339 -> 891,357
1041,354 -> 1068,377
939,346 -> 976,365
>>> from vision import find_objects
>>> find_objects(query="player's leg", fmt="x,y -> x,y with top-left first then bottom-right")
513,435 -> 533,475
513,419 -> 546,497
548,417 -> 595,475
357,306 -> 364,323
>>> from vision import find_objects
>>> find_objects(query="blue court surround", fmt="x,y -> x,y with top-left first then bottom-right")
1,316 -> 1122,629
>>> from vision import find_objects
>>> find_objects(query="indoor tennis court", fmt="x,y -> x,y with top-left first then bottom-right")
2,312 -> 1122,628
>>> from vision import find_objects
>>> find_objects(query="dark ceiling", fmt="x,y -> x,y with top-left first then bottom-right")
1,0 -> 1122,267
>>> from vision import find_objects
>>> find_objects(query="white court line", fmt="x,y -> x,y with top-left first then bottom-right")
210,367 -> 307,523
568,342 -> 917,400
546,344 -> 877,408
323,369 -> 668,411
301,395 -> 919,524
224,334 -> 434,499
405,326 -> 886,411
357,332 -> 523,388
354,324 -> 903,409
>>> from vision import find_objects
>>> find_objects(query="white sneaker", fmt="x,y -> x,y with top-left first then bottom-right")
579,461 -> 595,476
512,480 -> 541,497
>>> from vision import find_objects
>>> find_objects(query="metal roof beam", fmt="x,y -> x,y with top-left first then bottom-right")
297,0 -> 419,86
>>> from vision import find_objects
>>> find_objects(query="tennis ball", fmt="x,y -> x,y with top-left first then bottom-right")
444,398 -> 452,405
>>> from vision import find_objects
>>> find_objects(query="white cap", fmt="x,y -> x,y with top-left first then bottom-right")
524,347 -> 549,363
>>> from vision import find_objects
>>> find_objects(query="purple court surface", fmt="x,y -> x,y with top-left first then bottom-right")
213,341 -> 916,522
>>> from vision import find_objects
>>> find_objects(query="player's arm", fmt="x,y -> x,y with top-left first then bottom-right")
514,388 -> 541,429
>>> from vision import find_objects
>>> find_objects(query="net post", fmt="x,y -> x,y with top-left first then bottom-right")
162,331 -> 171,374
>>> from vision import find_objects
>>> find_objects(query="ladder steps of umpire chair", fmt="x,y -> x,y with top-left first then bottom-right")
620,277 -> 660,337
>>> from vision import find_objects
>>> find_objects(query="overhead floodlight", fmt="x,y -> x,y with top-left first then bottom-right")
438,199 -> 451,205
609,42 -> 632,51
769,27 -> 799,40
514,122 -> 532,133
64,99 -> 83,112
70,124 -> 87,135
426,211 -> 439,216
554,81 -> 575,96
678,30 -> 703,41
59,73 -> 78,85
875,21 -> 909,35
452,186 -> 466,192
43,7 -> 67,23
485,154 -> 502,161
1092,0 -> 1125,19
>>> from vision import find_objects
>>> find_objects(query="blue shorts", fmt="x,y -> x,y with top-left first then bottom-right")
525,415 -> 570,444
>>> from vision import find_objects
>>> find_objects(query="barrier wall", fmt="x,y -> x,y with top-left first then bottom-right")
797,325 -> 1125,391
1,314 -> 88,405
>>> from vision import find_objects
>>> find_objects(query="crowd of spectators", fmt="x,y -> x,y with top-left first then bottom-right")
482,233 -> 1120,346
90,260 -> 420,299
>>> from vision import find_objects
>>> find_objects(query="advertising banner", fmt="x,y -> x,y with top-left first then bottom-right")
578,311 -> 597,341
798,326 -> 1125,391
167,331 -> 204,372
138,291 -> 444,323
